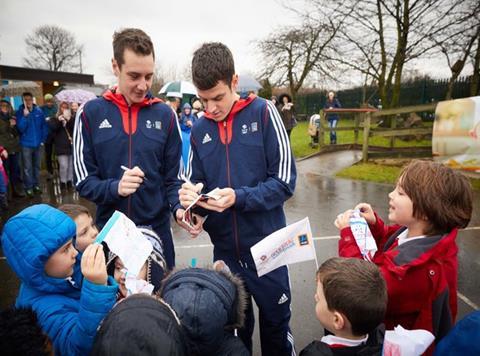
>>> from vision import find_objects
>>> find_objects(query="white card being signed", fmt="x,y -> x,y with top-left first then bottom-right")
95,211 -> 153,276
182,188 -> 219,228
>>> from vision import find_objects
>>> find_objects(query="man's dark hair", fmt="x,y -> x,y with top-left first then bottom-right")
317,257 -> 387,336
398,160 -> 473,236
22,92 -> 33,98
112,28 -> 155,68
0,307 -> 52,356
192,42 -> 235,90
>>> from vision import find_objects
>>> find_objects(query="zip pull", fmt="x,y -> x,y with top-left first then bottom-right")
223,120 -> 228,142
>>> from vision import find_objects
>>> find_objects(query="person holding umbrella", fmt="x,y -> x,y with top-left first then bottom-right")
73,28 -> 200,269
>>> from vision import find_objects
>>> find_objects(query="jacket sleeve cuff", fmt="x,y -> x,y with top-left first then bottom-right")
109,180 -> 121,201
369,212 -> 385,238
234,188 -> 246,210
81,277 -> 118,313
171,203 -> 182,219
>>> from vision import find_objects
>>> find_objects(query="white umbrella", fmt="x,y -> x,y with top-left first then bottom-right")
55,88 -> 97,104
159,81 -> 197,96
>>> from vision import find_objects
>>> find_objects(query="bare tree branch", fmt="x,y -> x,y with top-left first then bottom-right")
23,25 -> 83,72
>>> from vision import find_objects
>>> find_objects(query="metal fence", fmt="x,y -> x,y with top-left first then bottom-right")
296,75 -> 475,116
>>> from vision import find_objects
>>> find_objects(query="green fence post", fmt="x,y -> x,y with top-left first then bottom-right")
319,110 -> 326,149
362,112 -> 371,162
390,114 -> 398,148
354,113 -> 360,145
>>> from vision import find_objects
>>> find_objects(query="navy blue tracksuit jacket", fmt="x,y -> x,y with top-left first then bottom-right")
187,94 -> 297,355
73,89 -> 182,267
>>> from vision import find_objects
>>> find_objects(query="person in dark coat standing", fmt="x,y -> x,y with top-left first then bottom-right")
41,93 -> 57,180
279,93 -> 296,139
0,99 -> 24,197
324,91 -> 341,144
49,101 -> 74,190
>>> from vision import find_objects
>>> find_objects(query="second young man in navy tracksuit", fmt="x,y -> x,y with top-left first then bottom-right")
180,42 -> 296,355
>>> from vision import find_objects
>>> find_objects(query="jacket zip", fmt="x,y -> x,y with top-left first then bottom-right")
223,119 -> 241,262
122,95 -> 133,219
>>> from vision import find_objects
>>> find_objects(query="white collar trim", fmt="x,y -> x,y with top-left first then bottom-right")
320,334 -> 368,347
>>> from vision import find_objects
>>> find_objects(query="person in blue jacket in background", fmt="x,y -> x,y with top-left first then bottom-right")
179,42 -> 296,356
179,102 -> 196,168
1,204 -> 118,356
16,92 -> 49,197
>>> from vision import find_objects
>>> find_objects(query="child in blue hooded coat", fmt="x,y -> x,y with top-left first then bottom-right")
1,204 -> 118,356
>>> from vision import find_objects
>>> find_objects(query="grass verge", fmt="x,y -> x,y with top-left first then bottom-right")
336,162 -> 480,190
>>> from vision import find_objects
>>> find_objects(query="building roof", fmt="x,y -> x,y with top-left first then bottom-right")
0,65 -> 94,85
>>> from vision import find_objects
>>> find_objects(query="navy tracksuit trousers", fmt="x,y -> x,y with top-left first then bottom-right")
215,251 -> 296,356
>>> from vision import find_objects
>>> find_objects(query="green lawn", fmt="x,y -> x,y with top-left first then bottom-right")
336,163 -> 401,184
290,121 -> 318,158
290,120 -> 431,158
335,162 -> 480,190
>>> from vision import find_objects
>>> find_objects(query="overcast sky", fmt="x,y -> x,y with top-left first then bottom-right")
1,0 -> 453,88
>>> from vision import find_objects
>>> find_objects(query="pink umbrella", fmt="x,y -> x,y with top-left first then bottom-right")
55,88 -> 97,104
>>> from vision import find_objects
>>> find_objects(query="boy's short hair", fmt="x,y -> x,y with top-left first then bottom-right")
0,307 -> 52,356
192,42 -> 235,91
22,92 -> 33,98
399,160 -> 473,235
58,204 -> 91,220
113,28 -> 155,68
317,257 -> 387,336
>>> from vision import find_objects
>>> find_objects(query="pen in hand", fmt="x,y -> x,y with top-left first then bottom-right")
120,165 -> 148,181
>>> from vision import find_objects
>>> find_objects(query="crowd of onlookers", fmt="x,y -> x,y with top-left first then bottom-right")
0,92 -> 78,211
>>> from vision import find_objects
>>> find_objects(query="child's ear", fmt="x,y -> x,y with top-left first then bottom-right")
332,311 -> 346,331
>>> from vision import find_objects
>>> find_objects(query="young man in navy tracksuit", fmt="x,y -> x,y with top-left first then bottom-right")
73,28 -> 200,269
179,42 -> 296,355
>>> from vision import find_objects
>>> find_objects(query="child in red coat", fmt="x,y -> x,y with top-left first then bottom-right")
334,160 -> 473,352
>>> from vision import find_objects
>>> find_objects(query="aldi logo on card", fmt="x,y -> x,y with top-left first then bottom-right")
298,234 -> 309,246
